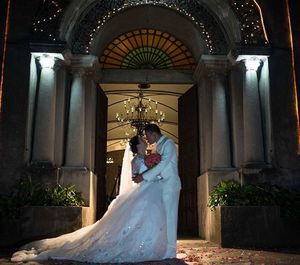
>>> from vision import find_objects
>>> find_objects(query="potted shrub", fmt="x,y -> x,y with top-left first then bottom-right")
207,180 -> 300,248
0,176 -> 85,247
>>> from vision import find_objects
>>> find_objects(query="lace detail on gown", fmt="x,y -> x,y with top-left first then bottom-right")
11,155 -> 167,263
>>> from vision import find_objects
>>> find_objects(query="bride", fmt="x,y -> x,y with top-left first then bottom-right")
11,135 -> 167,263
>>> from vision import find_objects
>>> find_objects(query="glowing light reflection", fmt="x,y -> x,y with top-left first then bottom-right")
286,0 -> 300,155
253,0 -> 269,43
0,0 -> 11,112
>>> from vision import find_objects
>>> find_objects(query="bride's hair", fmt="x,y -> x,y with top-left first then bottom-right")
129,135 -> 139,154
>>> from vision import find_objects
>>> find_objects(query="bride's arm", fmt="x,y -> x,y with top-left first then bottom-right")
131,157 -> 140,178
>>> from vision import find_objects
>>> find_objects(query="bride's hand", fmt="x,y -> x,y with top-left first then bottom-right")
132,174 -> 144,183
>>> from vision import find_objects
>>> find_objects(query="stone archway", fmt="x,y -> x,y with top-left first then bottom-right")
27,0 -> 272,239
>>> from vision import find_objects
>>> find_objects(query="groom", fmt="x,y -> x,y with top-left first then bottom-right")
133,124 -> 181,259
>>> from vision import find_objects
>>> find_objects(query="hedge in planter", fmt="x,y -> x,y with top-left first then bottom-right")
0,176 -> 85,221
206,180 -> 300,248
208,180 -> 300,218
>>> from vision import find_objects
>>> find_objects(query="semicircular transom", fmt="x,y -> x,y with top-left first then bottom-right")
100,29 -> 196,70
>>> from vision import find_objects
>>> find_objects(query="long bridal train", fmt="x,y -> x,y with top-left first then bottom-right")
11,180 -> 167,263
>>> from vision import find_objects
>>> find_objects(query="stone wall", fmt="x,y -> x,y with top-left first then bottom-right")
0,206 -> 92,247
208,206 -> 300,248
258,0 -> 300,187
0,0 -> 41,194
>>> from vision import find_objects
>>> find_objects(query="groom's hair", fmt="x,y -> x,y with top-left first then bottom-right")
144,124 -> 161,135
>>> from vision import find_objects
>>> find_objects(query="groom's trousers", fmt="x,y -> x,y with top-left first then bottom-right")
162,190 -> 180,258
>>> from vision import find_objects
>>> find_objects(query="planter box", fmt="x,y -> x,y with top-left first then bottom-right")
209,206 -> 300,248
0,206 -> 92,247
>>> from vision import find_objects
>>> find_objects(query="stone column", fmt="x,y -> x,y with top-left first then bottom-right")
65,69 -> 86,166
65,55 -> 98,167
259,58 -> 272,164
32,55 -> 61,163
241,58 -> 265,165
209,69 -> 231,168
228,65 -> 244,168
54,66 -> 68,166
200,56 -> 231,169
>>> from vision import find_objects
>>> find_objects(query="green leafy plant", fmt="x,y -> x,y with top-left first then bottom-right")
208,180 -> 300,218
49,184 -> 85,206
207,180 -> 243,208
0,176 -> 85,220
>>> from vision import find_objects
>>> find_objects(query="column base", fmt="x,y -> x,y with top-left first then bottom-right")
197,168 -> 240,239
25,163 -> 59,186
58,166 -> 97,224
240,164 -> 272,186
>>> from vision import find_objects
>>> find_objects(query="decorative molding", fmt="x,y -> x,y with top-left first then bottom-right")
194,55 -> 229,81
70,55 -> 100,77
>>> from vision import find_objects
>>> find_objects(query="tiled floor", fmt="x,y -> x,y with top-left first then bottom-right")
1,239 -> 300,265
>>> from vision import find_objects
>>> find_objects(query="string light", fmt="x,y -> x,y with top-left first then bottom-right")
83,1 -> 216,54
229,0 -> 269,45
31,0 -> 62,42
32,0 -> 269,54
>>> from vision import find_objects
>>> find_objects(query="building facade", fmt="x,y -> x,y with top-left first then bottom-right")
0,0 -> 300,240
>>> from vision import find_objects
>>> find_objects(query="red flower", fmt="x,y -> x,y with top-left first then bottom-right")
144,153 -> 161,168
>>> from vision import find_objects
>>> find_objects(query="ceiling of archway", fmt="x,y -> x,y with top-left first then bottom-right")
31,0 -> 269,55
100,29 -> 196,70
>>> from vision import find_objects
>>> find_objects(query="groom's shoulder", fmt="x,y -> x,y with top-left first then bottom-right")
163,136 -> 175,145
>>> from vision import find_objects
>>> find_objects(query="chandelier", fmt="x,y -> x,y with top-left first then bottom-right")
116,84 -> 166,135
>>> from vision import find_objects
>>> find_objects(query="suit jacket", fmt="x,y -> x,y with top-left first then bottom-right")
143,135 -> 181,193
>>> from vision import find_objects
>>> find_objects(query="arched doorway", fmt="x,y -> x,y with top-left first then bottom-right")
94,24 -> 200,235
27,0 -> 272,239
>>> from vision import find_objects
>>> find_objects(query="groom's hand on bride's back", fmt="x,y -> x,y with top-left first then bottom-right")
132,174 -> 144,183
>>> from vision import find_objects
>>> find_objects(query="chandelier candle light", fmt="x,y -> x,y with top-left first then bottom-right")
116,84 -> 166,135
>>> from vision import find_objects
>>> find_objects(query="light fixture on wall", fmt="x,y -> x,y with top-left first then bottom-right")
116,84 -> 166,135
106,157 -> 114,164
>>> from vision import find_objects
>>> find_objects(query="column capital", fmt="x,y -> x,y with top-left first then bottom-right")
70,55 -> 101,79
227,49 -> 269,71
194,55 -> 229,83
33,53 -> 64,70
71,68 -> 87,77
238,56 -> 264,72
70,54 -> 98,69
227,47 -> 270,65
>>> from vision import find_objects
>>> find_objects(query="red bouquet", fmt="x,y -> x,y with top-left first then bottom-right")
144,153 -> 161,168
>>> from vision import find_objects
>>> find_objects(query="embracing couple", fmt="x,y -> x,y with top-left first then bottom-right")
11,124 -> 181,263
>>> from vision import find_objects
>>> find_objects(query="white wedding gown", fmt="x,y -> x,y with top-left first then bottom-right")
11,155 -> 167,263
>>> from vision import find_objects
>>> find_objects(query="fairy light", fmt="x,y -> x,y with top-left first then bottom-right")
32,0 -> 62,42
253,0 -> 269,43
230,0 -> 269,45
84,1 -> 216,54
0,0 -> 11,112
286,0 -> 300,155
33,1 -> 268,57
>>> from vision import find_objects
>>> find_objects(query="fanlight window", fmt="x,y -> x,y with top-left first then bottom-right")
100,29 -> 196,70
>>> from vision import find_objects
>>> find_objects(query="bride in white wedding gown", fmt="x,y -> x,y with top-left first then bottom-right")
11,136 -> 167,263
